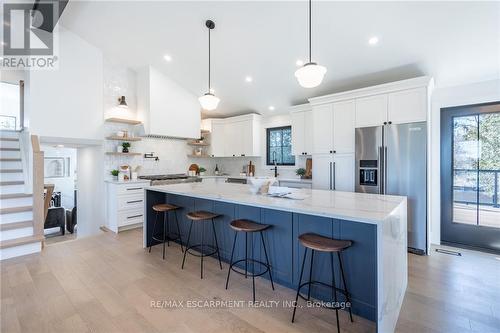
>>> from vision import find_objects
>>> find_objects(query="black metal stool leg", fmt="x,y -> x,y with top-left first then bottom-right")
260,231 -> 274,290
331,252 -> 340,333
244,232 -> 248,279
162,213 -> 167,260
175,210 -> 184,252
292,247 -> 308,323
251,233 -> 256,302
200,220 -> 205,279
307,249 -> 315,301
149,211 -> 159,253
181,220 -> 193,269
211,218 -> 223,269
165,211 -> 170,247
225,231 -> 238,289
338,252 -> 353,322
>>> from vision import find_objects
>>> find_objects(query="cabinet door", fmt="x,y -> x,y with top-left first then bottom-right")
333,153 -> 355,192
210,121 -> 226,157
240,120 -> 253,156
312,154 -> 333,190
224,121 -> 239,157
304,110 -> 313,155
388,87 -> 427,124
291,111 -> 305,156
333,100 -> 355,153
312,104 -> 334,154
355,94 -> 388,128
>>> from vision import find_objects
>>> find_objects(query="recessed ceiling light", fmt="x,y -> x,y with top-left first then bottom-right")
163,54 -> 172,62
268,106 -> 275,111
245,76 -> 253,83
295,59 -> 304,67
368,36 -> 379,45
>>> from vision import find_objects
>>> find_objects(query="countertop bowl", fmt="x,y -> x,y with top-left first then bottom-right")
247,177 -> 276,194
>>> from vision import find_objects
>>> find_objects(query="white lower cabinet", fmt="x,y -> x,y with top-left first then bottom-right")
278,180 -> 312,189
312,153 -> 354,192
106,181 -> 149,233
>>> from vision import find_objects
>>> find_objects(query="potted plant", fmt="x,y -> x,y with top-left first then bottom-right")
296,168 -> 306,179
110,169 -> 119,179
198,167 -> 206,176
198,136 -> 205,144
122,142 -> 131,153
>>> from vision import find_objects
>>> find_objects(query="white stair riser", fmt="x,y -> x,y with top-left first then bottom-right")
0,227 -> 33,241
0,131 -> 20,139
0,196 -> 32,208
0,161 -> 22,169
0,151 -> 21,159
0,184 -> 25,194
0,211 -> 33,224
0,141 -> 20,149
0,172 -> 24,181
0,241 -> 41,261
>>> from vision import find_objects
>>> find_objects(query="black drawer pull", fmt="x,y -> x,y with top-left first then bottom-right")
126,187 -> 142,191
127,214 -> 143,219
126,200 -> 143,204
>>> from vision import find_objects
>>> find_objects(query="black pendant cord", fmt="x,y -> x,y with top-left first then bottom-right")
208,26 -> 211,93
308,0 -> 312,63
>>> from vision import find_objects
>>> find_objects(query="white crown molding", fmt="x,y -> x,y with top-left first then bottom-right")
289,103 -> 312,113
308,76 -> 434,106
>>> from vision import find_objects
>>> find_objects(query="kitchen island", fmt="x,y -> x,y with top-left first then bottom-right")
144,182 -> 407,333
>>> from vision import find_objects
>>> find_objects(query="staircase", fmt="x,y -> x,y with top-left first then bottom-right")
0,131 -> 43,260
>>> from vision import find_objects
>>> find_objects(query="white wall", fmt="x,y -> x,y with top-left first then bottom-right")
77,145 -> 104,238
42,145 -> 77,209
27,28 -> 104,140
429,79 -> 500,245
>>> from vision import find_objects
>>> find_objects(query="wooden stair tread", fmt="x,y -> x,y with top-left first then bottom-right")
0,206 -> 32,214
0,181 -> 24,186
0,220 -> 33,231
0,193 -> 32,199
0,169 -> 23,173
0,235 -> 44,249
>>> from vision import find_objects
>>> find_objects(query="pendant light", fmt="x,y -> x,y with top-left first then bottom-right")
199,20 -> 220,111
295,0 -> 327,88
117,96 -> 128,108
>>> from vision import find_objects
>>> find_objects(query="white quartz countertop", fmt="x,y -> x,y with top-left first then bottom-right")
105,179 -> 150,185
146,182 -> 405,225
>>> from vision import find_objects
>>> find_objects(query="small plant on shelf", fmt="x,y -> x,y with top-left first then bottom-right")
296,168 -> 306,179
198,136 -> 205,144
110,169 -> 119,178
122,142 -> 131,153
198,167 -> 206,176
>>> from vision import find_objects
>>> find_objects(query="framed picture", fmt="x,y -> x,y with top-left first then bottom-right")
44,157 -> 65,178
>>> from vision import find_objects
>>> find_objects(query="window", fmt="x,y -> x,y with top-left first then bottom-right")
266,126 -> 295,166
0,81 -> 23,131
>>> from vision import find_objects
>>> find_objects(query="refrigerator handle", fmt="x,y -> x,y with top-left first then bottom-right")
329,162 -> 332,190
384,146 -> 388,194
379,146 -> 384,194
333,162 -> 336,190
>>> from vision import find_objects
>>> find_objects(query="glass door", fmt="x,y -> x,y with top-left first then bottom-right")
441,102 -> 500,253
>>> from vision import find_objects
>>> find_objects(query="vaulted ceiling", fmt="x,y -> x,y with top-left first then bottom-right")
60,1 -> 500,117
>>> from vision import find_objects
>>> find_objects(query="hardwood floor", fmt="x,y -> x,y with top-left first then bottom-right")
1,228 -> 499,333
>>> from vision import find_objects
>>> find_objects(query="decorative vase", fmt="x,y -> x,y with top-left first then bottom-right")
122,146 -> 129,153
117,146 -> 123,153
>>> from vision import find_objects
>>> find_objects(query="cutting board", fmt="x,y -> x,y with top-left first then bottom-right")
305,158 -> 312,178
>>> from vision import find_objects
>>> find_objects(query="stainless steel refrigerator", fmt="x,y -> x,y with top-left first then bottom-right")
355,122 -> 427,254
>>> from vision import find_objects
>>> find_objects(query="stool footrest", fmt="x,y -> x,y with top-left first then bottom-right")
151,232 -> 182,243
229,258 -> 270,278
185,244 -> 219,258
296,280 -> 351,310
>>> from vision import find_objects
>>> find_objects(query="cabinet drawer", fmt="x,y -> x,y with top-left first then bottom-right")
118,209 -> 144,227
279,181 -> 312,189
116,183 -> 148,195
117,194 -> 144,211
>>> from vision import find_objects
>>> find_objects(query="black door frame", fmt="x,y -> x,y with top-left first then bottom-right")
441,101 -> 500,254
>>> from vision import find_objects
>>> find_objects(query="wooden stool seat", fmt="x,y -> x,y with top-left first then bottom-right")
230,219 -> 270,232
186,211 -> 220,221
298,233 -> 352,252
152,203 -> 179,212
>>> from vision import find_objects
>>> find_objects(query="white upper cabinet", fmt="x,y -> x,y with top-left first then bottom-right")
312,104 -> 334,154
207,114 -> 261,157
291,106 -> 313,156
388,87 -> 427,124
137,66 -> 200,139
332,100 -> 355,154
354,94 -> 388,128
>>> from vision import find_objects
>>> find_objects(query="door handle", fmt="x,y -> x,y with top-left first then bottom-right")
329,162 -> 332,190
384,146 -> 388,194
333,162 -> 336,190
378,146 -> 384,194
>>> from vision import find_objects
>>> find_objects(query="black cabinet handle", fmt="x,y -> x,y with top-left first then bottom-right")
329,150 -> 333,154
127,214 -> 143,219
126,200 -> 143,204
126,187 -> 142,191
333,150 -> 336,154
383,122 -> 387,125
241,154 -> 245,156
388,121 -> 392,125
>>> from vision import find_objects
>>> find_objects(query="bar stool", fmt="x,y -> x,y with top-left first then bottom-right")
225,219 -> 274,302
148,203 -> 184,260
181,211 -> 223,279
291,232 -> 353,333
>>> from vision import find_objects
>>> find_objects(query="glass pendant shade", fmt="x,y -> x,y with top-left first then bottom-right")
198,93 -> 220,111
294,62 -> 327,88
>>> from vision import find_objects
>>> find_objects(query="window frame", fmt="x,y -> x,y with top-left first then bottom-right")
266,125 -> 295,166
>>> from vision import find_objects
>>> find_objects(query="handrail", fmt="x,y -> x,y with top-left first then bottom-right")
31,135 -> 45,241
453,168 -> 500,208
